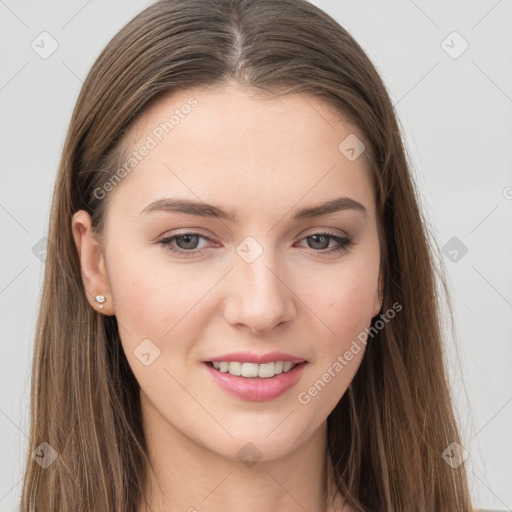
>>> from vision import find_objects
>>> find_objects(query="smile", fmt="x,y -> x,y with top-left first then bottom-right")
203,361 -> 308,401
208,360 -> 297,378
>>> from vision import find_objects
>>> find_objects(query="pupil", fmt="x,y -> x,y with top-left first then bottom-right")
177,234 -> 198,250
310,234 -> 328,249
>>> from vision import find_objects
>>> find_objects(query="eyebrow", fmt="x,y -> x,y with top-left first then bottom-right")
140,196 -> 367,221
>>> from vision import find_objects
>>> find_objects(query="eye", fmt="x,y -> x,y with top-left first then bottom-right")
157,231 -> 354,257
158,233 -> 212,256
294,232 -> 354,255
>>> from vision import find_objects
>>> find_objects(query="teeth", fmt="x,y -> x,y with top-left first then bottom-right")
210,360 -> 299,378
257,362 -> 275,378
228,361 -> 242,375
241,363 -> 259,378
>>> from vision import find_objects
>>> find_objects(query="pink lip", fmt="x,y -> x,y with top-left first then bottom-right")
205,351 -> 306,364
203,361 -> 307,402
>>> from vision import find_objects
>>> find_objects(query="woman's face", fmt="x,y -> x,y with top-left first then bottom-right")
76,82 -> 383,462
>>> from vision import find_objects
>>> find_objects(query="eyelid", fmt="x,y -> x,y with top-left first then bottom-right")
301,226 -> 351,238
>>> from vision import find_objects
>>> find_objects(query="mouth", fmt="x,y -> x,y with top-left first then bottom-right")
202,359 -> 308,401
205,360 -> 303,378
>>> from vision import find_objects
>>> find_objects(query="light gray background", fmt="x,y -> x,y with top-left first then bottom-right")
1,1 -> 511,510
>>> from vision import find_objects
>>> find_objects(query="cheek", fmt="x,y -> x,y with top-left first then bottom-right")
107,259 -> 199,397
106,244 -> 202,336
106,247 -> 218,390
295,272 -> 375,415
309,263 -> 378,346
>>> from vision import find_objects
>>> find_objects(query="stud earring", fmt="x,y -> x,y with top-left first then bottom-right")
94,295 -> 107,309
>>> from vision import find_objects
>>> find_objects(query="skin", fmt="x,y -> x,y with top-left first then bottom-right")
72,81 -> 383,512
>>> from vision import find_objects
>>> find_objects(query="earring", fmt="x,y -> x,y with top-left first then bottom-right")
94,295 -> 107,309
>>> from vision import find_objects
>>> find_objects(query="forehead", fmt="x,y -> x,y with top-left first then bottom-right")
130,82 -> 362,158
109,82 -> 375,220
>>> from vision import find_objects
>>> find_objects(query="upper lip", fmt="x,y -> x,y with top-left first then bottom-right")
205,351 -> 306,364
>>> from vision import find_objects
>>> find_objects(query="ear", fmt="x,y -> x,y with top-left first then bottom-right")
71,210 -> 114,316
371,268 -> 384,318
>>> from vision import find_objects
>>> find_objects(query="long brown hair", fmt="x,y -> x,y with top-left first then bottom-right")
20,0 -> 474,510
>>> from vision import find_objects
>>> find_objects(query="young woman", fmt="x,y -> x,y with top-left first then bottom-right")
20,0 -> 477,510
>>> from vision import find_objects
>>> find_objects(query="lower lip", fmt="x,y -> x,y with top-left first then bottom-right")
203,362 -> 307,402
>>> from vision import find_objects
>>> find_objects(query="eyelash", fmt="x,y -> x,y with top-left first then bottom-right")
157,231 -> 354,257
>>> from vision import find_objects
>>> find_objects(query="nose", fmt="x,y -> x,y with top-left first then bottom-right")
223,252 -> 297,335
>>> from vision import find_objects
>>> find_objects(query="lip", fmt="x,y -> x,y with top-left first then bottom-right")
205,351 -> 306,365
203,361 -> 307,401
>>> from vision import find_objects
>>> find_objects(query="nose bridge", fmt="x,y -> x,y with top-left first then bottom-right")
225,236 -> 295,331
